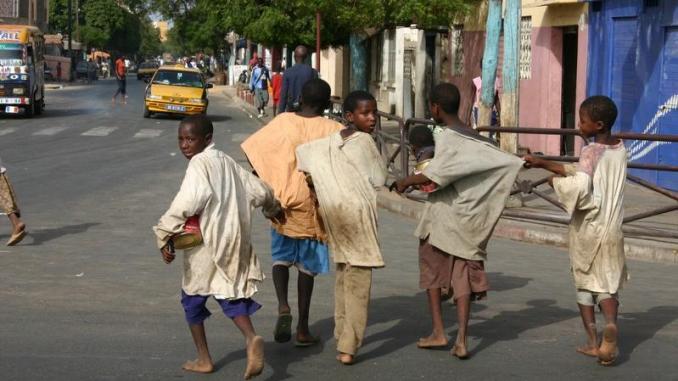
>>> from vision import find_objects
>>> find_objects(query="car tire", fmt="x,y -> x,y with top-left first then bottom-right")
143,107 -> 151,118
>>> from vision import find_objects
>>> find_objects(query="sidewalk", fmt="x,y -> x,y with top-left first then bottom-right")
220,85 -> 678,264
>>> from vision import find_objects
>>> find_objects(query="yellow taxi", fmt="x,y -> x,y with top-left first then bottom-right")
143,65 -> 212,118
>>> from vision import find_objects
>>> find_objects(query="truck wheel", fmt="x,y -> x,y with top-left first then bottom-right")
24,95 -> 35,117
143,107 -> 151,118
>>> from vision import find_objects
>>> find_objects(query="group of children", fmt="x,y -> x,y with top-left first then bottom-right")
153,78 -> 628,378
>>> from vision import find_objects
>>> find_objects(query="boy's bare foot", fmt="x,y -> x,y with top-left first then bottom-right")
244,335 -> 264,379
417,334 -> 448,349
598,323 -> 618,366
181,359 -> 214,373
450,344 -> 469,359
576,345 -> 599,357
336,353 -> 354,365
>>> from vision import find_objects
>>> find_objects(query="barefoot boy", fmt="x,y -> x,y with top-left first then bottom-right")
242,79 -> 343,346
154,115 -> 283,379
296,90 -> 388,364
0,156 -> 27,246
524,96 -> 627,366
394,83 -> 523,358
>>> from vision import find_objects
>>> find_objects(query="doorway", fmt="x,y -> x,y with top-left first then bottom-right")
561,26 -> 578,155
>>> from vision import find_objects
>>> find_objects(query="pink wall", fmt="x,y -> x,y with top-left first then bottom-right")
574,23 -> 588,155
518,26 -> 563,155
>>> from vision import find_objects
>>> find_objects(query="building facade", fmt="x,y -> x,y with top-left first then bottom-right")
587,0 -> 678,190
0,0 -> 49,31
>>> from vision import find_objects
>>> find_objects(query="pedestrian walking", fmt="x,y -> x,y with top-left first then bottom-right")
271,62 -> 283,117
241,79 -> 343,347
394,83 -> 523,359
295,90 -> 387,365
153,115 -> 283,379
250,57 -> 271,118
0,156 -> 27,246
56,61 -> 62,82
278,46 -> 318,113
112,55 -> 127,104
523,96 -> 627,366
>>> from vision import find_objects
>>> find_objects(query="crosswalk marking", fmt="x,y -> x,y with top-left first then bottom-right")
82,127 -> 118,136
134,129 -> 163,138
33,126 -> 67,136
0,128 -> 17,136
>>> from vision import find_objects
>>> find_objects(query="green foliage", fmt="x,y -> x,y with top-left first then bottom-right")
150,0 -> 477,53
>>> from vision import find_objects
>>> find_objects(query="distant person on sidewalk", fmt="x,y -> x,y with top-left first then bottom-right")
393,83 -> 523,359
0,156 -> 27,246
295,90 -> 387,365
242,79 -> 343,347
56,62 -> 62,82
112,55 -> 127,104
271,62 -> 283,117
471,59 -> 501,137
524,96 -> 627,366
278,46 -> 318,113
250,57 -> 271,118
153,115 -> 283,379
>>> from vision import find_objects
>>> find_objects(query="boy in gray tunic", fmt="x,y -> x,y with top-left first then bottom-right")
394,83 -> 523,359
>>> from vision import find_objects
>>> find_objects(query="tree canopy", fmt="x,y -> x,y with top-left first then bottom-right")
152,0 -> 479,54
48,0 -> 162,57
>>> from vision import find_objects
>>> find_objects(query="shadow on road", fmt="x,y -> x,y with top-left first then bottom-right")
19,222 -> 101,246
41,108 -> 98,118
148,113 -> 231,123
616,305 -> 678,365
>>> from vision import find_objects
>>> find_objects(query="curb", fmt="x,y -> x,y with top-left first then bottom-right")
377,189 -> 678,265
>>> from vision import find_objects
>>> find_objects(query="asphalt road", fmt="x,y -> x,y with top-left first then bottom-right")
0,79 -> 677,380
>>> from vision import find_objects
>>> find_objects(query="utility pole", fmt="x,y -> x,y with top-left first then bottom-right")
478,0 -> 501,133
315,11 -> 321,71
501,0 -> 521,154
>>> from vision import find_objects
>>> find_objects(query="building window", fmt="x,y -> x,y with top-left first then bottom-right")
0,0 -> 19,18
387,30 -> 396,83
520,16 -> 532,79
450,24 -> 464,76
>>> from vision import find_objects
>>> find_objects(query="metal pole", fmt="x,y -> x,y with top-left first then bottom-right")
316,11 -> 321,71
67,0 -> 73,82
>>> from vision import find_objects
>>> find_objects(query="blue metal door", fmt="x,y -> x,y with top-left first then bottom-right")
657,26 -> 678,189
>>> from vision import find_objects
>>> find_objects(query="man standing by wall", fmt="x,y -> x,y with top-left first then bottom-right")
278,46 -> 318,113
250,57 -> 271,118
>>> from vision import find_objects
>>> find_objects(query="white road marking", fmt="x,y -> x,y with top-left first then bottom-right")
231,133 -> 250,143
33,126 -> 67,136
0,127 -> 17,136
81,127 -> 118,136
134,129 -> 163,138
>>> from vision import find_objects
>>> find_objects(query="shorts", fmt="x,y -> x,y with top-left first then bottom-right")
271,228 -> 329,276
576,289 -> 618,306
255,88 -> 269,108
180,290 -> 261,325
419,239 -> 489,301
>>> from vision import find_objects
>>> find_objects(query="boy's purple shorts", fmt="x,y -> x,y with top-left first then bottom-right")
181,290 -> 261,325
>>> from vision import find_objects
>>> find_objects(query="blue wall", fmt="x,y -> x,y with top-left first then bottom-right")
587,0 -> 678,190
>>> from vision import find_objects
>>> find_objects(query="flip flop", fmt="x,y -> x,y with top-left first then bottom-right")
6,229 -> 26,246
294,335 -> 320,348
274,313 -> 292,343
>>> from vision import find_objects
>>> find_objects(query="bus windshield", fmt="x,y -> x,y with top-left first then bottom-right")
0,43 -> 24,66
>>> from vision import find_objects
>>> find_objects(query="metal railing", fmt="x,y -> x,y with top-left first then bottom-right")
327,100 -> 678,240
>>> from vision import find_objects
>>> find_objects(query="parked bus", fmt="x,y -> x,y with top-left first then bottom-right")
0,25 -> 45,116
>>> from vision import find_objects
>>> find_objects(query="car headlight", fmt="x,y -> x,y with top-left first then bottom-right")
12,88 -> 25,95
147,94 -> 162,100
190,98 -> 206,104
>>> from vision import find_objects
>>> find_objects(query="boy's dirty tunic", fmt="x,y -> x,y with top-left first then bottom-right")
415,128 -> 523,261
553,142 -> 628,294
296,131 -> 387,267
153,144 -> 280,299
296,131 -> 387,355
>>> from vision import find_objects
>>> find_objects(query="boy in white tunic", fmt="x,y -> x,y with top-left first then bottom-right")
153,116 -> 283,379
296,91 -> 387,365
524,96 -> 627,366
